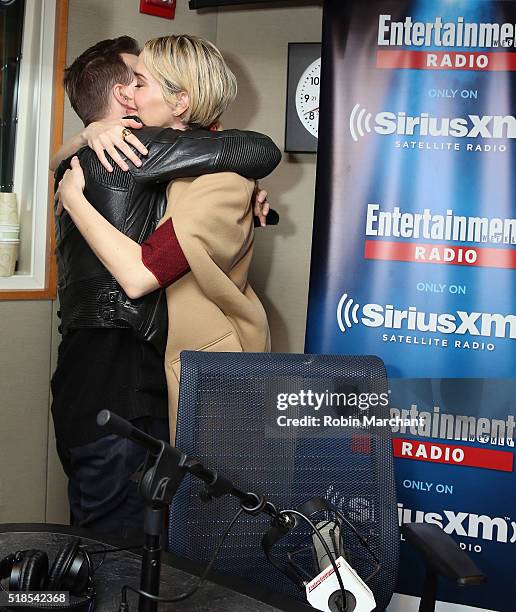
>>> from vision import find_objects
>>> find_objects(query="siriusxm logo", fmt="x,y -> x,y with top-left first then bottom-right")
349,103 -> 516,142
336,293 -> 516,339
398,502 -> 516,544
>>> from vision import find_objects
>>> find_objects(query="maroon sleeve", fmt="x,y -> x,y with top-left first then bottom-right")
141,218 -> 190,288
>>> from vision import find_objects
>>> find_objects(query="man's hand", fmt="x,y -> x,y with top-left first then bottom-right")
252,182 -> 270,228
82,117 -> 148,172
55,156 -> 86,215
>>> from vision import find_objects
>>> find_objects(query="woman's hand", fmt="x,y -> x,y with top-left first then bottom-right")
81,117 -> 148,172
55,156 -> 86,215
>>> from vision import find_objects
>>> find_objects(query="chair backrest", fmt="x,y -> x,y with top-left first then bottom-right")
168,352 -> 399,611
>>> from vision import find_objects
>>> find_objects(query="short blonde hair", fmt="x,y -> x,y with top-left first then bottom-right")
141,35 -> 237,128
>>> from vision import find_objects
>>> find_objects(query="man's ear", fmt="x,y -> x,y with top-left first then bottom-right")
113,83 -> 129,107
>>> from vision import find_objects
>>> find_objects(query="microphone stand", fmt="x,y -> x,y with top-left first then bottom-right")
97,410 -> 289,612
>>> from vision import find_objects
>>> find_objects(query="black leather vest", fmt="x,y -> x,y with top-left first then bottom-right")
55,127 -> 282,355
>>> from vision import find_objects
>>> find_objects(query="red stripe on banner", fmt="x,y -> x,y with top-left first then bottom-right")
393,439 -> 514,472
364,240 -> 516,269
376,50 -> 516,71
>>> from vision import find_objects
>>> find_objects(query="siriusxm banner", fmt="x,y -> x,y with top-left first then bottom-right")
305,0 -> 516,610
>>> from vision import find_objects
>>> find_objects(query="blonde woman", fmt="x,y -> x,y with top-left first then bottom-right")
56,35 -> 274,440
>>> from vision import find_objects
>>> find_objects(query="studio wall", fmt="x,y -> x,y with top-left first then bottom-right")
216,2 -> 323,352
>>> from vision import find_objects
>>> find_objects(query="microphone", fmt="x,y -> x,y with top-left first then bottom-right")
306,523 -> 376,612
312,521 -> 343,572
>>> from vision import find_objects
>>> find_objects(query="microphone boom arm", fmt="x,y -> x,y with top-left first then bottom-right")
97,409 -> 284,519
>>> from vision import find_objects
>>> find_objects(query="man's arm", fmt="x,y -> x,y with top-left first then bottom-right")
130,127 -> 282,184
52,120 -> 282,182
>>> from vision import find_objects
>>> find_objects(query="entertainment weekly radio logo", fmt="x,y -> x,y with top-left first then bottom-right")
363,204 -> 516,270
390,407 -> 515,473
376,14 -> 516,72
336,292 -> 516,351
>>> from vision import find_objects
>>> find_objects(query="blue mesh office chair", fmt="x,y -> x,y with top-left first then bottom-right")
167,352 -> 398,610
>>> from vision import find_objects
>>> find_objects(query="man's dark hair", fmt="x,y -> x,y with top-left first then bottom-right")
64,36 -> 140,126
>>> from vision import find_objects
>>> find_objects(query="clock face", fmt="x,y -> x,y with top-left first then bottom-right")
295,58 -> 321,138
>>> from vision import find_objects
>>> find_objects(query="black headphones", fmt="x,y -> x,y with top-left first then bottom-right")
0,538 -> 95,611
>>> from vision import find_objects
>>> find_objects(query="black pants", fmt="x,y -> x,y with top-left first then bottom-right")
56,416 -> 169,539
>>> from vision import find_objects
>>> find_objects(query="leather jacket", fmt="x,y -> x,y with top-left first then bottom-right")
55,127 -> 281,354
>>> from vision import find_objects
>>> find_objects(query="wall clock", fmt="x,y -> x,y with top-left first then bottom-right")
285,43 -> 321,153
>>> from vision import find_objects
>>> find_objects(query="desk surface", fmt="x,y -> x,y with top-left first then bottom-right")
0,524 -> 312,612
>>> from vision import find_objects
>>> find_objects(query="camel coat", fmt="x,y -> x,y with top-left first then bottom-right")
160,172 -> 271,441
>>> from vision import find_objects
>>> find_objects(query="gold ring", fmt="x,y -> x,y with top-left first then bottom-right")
122,127 -> 132,141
